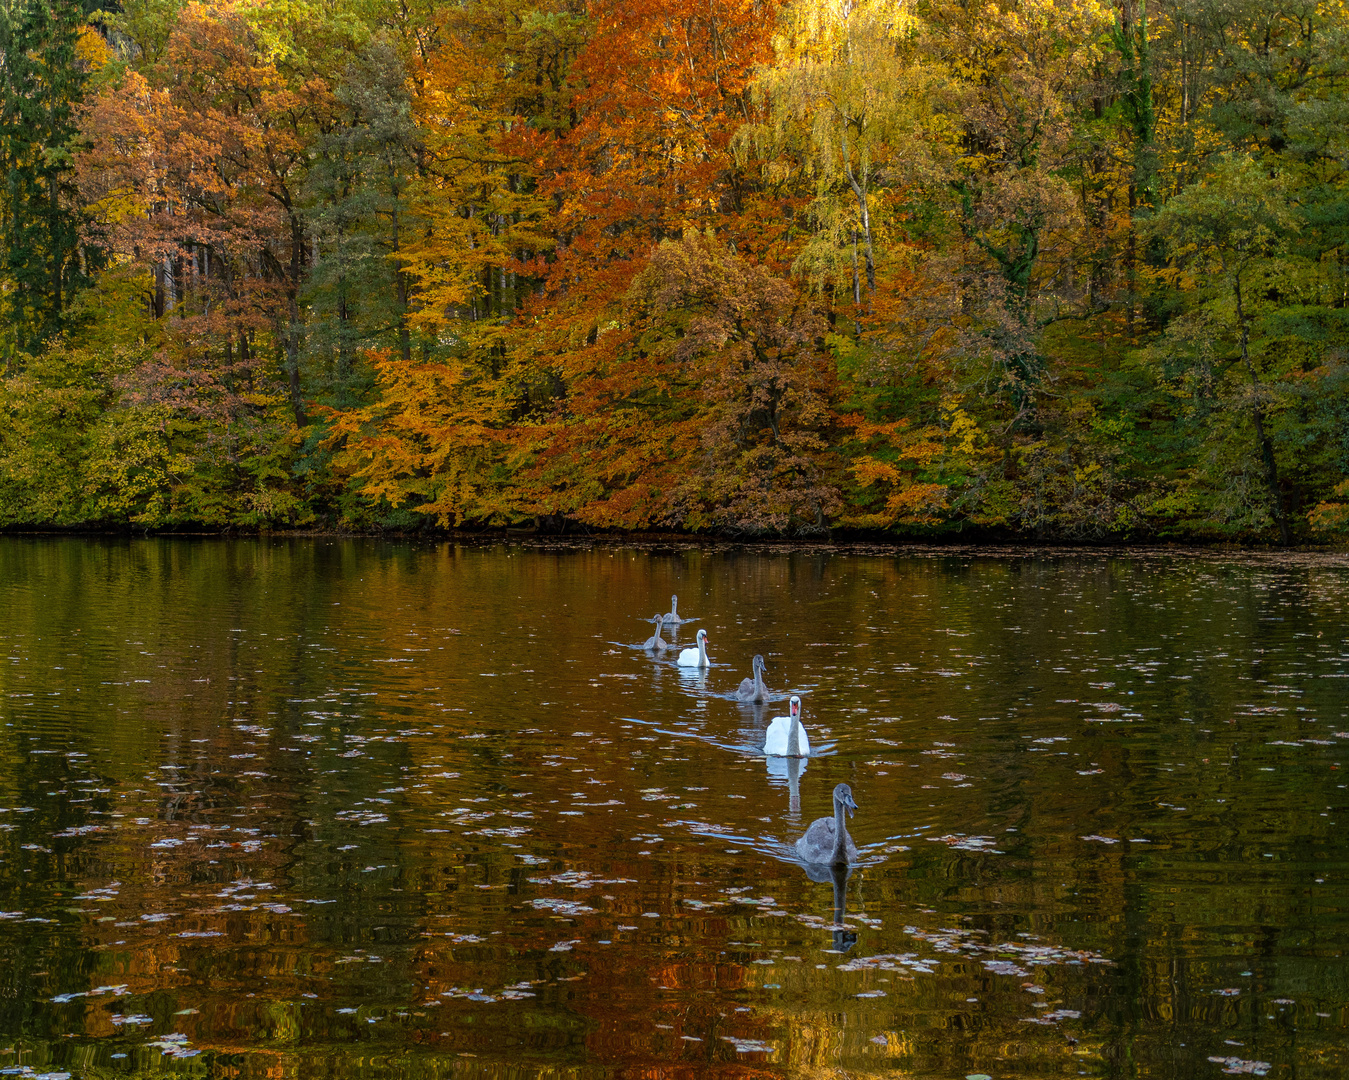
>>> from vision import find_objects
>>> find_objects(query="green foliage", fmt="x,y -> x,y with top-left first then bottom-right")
2,0 -> 1348,541
0,0 -> 101,351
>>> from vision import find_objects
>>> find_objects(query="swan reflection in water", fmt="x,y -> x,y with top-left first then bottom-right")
801,861 -> 859,952
765,753 -> 806,813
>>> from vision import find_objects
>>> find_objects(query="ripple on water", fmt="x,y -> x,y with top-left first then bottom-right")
0,542 -> 1347,1079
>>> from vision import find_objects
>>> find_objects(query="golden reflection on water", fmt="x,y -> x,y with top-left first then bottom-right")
0,539 -> 1347,1078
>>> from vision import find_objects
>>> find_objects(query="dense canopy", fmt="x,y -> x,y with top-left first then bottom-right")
2,0 -> 1347,541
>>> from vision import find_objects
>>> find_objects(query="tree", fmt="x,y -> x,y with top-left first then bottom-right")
751,0 -> 940,315
0,0 -> 100,354
570,234 -> 840,534
1143,154 -> 1297,543
306,37 -> 424,387
923,0 -> 1109,417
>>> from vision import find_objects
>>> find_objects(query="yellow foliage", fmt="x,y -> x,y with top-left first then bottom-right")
852,456 -> 903,487
944,403 -> 982,457
886,481 -> 949,523
77,26 -> 112,70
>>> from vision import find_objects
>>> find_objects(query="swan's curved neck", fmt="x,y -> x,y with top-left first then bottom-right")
754,666 -> 766,697
831,797 -> 849,864
698,636 -> 707,662
789,709 -> 803,756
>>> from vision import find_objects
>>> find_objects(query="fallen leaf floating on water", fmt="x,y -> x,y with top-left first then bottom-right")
720,1037 -> 775,1054
1207,1058 -> 1271,1076
904,928 -> 1112,969
50,984 -> 128,1004
928,834 -> 1002,853
528,871 -> 635,888
1021,1008 -> 1082,1024
529,898 -> 595,916
148,1034 -> 200,1059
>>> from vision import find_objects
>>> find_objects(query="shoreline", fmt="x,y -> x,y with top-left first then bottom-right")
2,527 -> 1346,561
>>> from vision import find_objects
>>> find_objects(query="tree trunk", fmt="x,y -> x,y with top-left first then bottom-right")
286,213 -> 308,428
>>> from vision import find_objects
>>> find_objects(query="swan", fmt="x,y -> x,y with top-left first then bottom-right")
642,614 -> 667,652
736,654 -> 771,702
795,783 -> 859,867
676,627 -> 710,667
661,594 -> 692,626
763,695 -> 810,757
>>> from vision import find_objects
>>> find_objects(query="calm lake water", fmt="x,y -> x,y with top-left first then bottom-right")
1,538 -> 1348,1080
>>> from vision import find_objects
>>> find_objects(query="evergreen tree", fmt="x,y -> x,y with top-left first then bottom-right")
0,0 -> 97,354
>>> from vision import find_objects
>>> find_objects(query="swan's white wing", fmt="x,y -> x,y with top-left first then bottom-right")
763,715 -> 790,754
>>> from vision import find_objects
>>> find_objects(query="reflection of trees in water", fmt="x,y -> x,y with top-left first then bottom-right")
2,542 -> 1348,1077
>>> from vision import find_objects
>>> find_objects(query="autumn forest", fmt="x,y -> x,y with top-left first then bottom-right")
0,0 -> 1346,541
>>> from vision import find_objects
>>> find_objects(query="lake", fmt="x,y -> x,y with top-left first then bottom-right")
1,538 -> 1347,1080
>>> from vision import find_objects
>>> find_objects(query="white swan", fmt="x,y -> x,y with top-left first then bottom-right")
796,783 -> 859,867
763,694 -> 810,757
661,594 -> 692,626
642,614 -> 667,652
676,627 -> 710,667
736,654 -> 770,702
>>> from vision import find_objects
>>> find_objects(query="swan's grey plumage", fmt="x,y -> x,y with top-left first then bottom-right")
795,783 -> 859,866
676,627 -> 710,667
736,653 -> 770,702
764,695 -> 809,757
661,594 -> 691,626
642,614 -> 667,651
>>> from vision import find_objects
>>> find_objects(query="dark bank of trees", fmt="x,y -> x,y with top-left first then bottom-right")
1,0 -> 1347,542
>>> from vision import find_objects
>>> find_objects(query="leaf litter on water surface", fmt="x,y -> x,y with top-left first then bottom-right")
1208,1057 -> 1271,1075
529,898 -> 595,915
720,1036 -> 775,1054
929,834 -> 1002,853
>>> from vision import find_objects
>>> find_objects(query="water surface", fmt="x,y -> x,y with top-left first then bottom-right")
1,539 -> 1348,1080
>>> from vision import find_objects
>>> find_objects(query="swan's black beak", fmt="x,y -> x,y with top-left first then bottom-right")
843,791 -> 858,818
